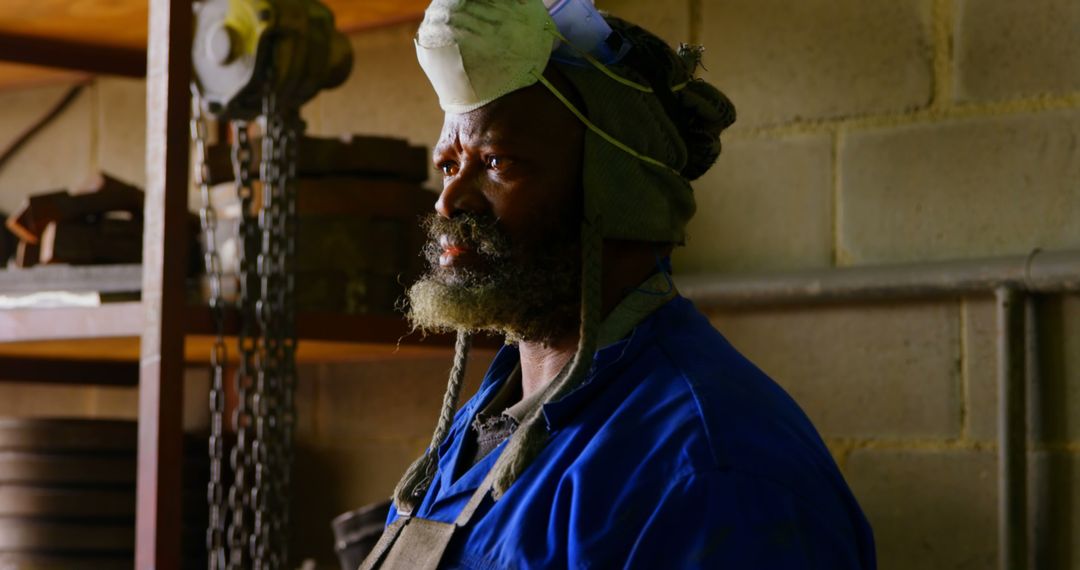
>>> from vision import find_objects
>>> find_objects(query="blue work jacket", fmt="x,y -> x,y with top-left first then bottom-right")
387,296 -> 876,569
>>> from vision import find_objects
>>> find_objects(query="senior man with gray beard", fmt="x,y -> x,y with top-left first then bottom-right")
363,1 -> 876,568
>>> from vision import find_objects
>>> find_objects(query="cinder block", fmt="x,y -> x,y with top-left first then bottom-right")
1037,294 -> 1080,443
0,84 -> 95,213
311,349 -> 498,445
313,24 -> 443,182
846,449 -> 997,570
699,0 -> 934,129
955,0 -> 1080,101
839,110 -> 1080,265
674,134 -> 833,273
597,0 -> 691,48
1030,451 -> 1080,570
963,295 -> 998,442
706,301 -> 963,439
97,78 -> 147,189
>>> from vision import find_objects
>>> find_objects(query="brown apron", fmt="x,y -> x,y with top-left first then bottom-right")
359,469 -> 497,570
360,275 -> 677,570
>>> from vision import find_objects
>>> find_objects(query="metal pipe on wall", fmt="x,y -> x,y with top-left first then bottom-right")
1024,295 -> 1044,569
677,249 -> 1080,306
997,288 -> 1027,570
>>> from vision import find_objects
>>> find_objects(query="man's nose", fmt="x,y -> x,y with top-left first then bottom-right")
435,167 -> 486,219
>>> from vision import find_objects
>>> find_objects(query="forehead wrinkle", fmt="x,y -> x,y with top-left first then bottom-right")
449,112 -> 510,153
433,127 -> 463,159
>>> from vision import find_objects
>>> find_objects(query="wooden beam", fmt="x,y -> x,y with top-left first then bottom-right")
0,32 -> 145,77
136,0 -> 190,566
0,357 -> 138,386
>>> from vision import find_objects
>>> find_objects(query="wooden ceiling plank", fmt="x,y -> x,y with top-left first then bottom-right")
0,32 -> 145,77
0,1 -> 431,88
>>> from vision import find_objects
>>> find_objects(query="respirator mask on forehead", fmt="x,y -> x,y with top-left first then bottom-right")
416,0 -> 687,172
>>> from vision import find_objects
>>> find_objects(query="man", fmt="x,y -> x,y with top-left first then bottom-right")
363,1 -> 876,568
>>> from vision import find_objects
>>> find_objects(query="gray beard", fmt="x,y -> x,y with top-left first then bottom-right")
404,214 -> 580,344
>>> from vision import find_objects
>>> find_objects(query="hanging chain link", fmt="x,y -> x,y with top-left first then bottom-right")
228,118 -> 259,570
195,86 -> 301,570
192,93 -> 229,570
251,90 -> 281,569
277,107 -> 299,569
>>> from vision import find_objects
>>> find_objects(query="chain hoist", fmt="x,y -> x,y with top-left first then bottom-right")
191,0 -> 351,568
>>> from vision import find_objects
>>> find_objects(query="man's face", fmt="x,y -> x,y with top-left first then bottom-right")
405,76 -> 587,343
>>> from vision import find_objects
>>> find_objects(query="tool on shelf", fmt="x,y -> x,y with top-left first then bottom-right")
4,174 -> 146,268
191,0 -> 352,568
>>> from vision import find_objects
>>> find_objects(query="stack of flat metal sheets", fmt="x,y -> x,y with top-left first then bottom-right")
0,419 -> 208,569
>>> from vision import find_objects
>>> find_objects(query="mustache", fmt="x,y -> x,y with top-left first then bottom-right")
420,213 -> 512,262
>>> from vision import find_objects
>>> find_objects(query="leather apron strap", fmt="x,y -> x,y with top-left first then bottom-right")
361,468 -> 498,570
358,518 -> 408,570
361,275 -> 677,570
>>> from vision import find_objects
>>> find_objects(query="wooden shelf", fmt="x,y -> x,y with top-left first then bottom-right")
0,302 -> 466,347
0,300 -> 470,348
0,303 -> 493,384
0,0 -> 434,564
0,336 -> 460,386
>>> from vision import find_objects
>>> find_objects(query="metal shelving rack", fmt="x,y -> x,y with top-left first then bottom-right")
0,1 -> 447,566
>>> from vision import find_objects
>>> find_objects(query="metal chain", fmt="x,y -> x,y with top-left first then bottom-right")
250,91 -> 280,569
228,119 -> 259,570
192,92 -> 229,570
197,69 -> 302,570
249,88 -> 302,570
276,104 -> 300,568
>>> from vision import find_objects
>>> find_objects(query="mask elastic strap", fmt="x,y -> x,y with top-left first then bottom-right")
547,26 -> 690,94
534,72 -> 681,176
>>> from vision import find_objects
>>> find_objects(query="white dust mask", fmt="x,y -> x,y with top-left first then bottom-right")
415,0 -> 557,114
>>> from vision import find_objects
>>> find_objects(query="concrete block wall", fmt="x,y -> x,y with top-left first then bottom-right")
680,0 -> 1080,568
0,0 -> 1076,567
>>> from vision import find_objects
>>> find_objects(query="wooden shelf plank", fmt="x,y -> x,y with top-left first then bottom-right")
0,0 -> 427,52
0,356 -> 138,386
0,0 -> 429,88
0,31 -> 145,77
0,302 -> 142,342
0,337 -> 462,386
0,335 -> 458,365
0,264 -> 142,294
0,303 -> 495,352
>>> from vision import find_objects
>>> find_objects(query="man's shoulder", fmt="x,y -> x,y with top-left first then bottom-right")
633,297 -> 842,491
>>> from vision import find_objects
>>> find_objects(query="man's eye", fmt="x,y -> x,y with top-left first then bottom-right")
438,161 -> 459,176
